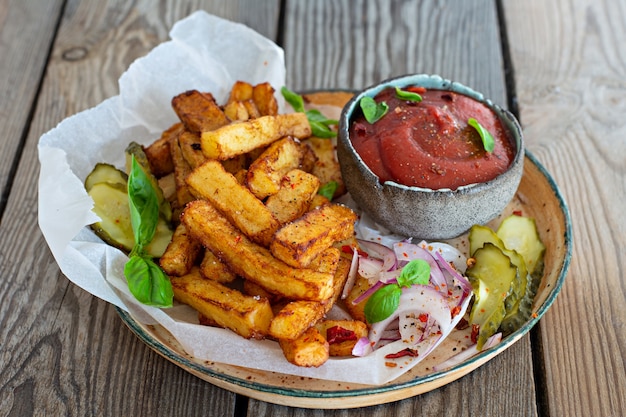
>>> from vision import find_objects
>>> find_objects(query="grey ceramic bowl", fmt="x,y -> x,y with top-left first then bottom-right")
337,74 -> 524,239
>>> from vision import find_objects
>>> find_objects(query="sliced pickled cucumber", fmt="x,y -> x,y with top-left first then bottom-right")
84,163 -> 128,191
87,181 -> 173,258
497,215 -> 546,276
89,182 -> 135,252
125,141 -> 172,222
467,243 -> 519,349
500,270 -> 540,334
468,224 -> 529,315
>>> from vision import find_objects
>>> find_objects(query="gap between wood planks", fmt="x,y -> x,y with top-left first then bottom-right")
0,0 -> 69,223
496,1 -> 549,416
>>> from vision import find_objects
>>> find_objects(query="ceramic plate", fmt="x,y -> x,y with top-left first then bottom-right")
117,144 -> 572,409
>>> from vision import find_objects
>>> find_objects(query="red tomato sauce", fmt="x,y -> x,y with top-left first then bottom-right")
349,87 -> 516,190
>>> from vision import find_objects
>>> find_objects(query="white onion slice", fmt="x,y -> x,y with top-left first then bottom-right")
340,246 -> 360,300
358,256 -> 383,280
368,285 -> 452,348
418,240 -> 467,273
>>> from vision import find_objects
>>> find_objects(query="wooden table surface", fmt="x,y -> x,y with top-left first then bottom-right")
1,0 -> 624,416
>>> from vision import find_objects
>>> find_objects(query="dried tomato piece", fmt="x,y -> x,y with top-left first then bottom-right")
326,326 -> 357,344
384,348 -> 419,359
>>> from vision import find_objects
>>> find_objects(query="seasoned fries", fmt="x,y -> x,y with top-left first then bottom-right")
265,169 -> 320,224
181,200 -> 336,302
270,300 -> 325,340
270,203 -> 358,268
159,223 -> 202,276
171,268 -> 273,339
138,82 -> 363,368
245,136 -> 304,199
279,327 -> 329,367
200,113 -> 311,160
185,159 -> 280,246
171,90 -> 229,133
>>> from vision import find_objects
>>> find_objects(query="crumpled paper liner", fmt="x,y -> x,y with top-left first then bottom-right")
38,11 -> 467,385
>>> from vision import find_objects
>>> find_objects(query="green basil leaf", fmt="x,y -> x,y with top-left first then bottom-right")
282,88 -> 338,138
395,86 -> 422,102
306,109 -> 338,126
360,96 -> 389,124
397,259 -> 431,287
128,156 -> 160,246
124,255 -> 173,307
281,86 -> 305,113
318,180 -> 338,200
468,118 -> 495,153
309,120 -> 337,138
364,284 -> 402,323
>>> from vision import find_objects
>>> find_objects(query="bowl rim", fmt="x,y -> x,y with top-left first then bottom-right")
338,73 -> 525,195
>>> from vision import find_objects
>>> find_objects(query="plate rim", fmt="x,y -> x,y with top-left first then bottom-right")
115,149 -> 573,403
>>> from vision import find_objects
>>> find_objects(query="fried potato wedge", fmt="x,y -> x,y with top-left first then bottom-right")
223,100 -> 251,122
178,130 -> 206,169
227,80 -> 254,103
246,137 -> 304,199
265,169 -> 320,224
181,200 -> 335,302
186,159 -> 280,246
324,254 -> 352,314
199,249 -> 237,284
171,90 -> 229,133
304,137 -> 346,198
269,300 -> 325,340
169,131 -> 196,207
315,319 -> 369,357
279,327 -> 329,367
144,123 -> 180,177
243,280 -> 282,304
171,268 -> 273,339
159,223 -> 203,277
200,113 -> 311,160
270,203 -> 357,268
252,82 -> 278,116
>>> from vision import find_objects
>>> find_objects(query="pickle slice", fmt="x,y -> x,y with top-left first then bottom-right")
468,224 -> 529,315
467,242 -> 519,349
496,215 -> 546,276
84,163 -> 128,191
85,163 -> 173,258
89,182 -> 135,252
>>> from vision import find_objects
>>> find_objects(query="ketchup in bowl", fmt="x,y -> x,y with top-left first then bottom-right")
349,87 -> 516,190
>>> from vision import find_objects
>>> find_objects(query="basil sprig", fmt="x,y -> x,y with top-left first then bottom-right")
281,87 -> 338,138
395,86 -> 422,102
364,259 -> 431,323
124,156 -> 173,307
468,118 -> 495,153
360,96 -> 389,124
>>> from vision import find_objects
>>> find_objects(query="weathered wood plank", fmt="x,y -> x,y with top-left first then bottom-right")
0,0 -> 64,209
250,1 -> 537,414
502,1 -> 626,416
0,1 -> 280,416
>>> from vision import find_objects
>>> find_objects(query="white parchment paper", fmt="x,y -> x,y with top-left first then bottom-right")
37,11 -> 466,385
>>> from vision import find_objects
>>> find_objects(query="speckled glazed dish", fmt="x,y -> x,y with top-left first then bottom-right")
337,74 -> 525,240
116,91 -> 571,410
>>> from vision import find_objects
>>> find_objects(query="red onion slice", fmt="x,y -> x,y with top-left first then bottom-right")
358,239 -> 397,271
